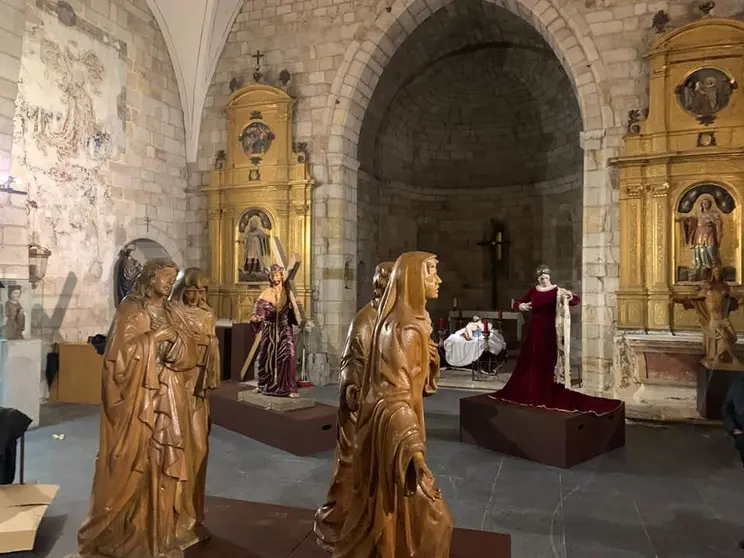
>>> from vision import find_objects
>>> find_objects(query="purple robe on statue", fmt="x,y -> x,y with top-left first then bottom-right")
252,298 -> 298,397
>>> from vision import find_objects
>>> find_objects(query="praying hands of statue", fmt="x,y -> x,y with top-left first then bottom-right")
412,451 -> 442,502
519,302 -> 532,312
249,314 -> 265,323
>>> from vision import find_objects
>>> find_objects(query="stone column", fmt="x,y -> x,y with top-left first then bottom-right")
0,0 -> 28,276
580,127 -> 623,394
311,153 -> 358,381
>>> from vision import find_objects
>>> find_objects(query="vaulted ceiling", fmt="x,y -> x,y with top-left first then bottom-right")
144,0 -> 244,162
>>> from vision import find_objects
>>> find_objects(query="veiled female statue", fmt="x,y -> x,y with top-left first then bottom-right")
168,268 -> 221,546
330,251 -> 453,558
314,261 -> 394,551
76,258 -> 202,558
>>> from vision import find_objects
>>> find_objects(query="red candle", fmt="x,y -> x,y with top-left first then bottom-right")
482,320 -> 489,334
438,317 -> 445,330
497,310 -> 502,320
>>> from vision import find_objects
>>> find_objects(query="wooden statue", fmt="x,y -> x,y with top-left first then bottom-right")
114,244 -> 143,306
249,263 -> 300,397
330,251 -> 453,558
314,261 -> 394,552
4,285 -> 25,340
75,258 -> 204,558
674,265 -> 743,369
169,267 -> 221,546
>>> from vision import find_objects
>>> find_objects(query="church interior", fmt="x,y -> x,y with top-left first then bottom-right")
2,0 -> 744,556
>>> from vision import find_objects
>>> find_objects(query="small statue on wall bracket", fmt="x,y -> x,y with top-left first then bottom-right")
652,10 -> 670,33
279,69 -> 291,88
215,150 -> 226,170
292,141 -> 308,163
627,108 -> 648,134
229,76 -> 244,93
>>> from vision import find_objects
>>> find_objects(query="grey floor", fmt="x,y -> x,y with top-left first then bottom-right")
12,386 -> 744,558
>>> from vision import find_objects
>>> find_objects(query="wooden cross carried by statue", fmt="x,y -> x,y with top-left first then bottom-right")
240,237 -> 305,381
477,219 -> 509,309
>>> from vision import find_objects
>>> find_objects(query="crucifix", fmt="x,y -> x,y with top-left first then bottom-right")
477,220 -> 508,309
145,206 -> 151,232
252,50 -> 264,82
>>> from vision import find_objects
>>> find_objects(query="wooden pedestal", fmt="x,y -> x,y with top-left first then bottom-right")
209,382 -> 336,456
186,497 -> 511,557
48,343 -> 102,405
697,367 -> 743,420
459,394 -> 626,468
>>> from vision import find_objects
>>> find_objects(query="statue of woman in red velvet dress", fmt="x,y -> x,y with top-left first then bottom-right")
494,265 -> 620,414
249,264 -> 300,398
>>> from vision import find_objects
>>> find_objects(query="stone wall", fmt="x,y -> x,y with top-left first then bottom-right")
9,0 -> 187,344
0,0 -> 28,279
193,0 -> 744,391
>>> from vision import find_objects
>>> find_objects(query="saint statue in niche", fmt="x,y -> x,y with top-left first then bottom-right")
676,68 -> 737,124
114,244 -> 143,306
238,210 -> 272,282
676,185 -> 736,283
5,286 -> 25,340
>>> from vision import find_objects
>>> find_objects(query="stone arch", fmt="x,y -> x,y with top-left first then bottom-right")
322,0 -> 613,158
119,218 -> 184,266
316,0 -> 619,391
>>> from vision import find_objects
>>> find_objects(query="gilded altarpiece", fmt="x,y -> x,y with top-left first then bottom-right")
612,18 -> 744,418
204,84 -> 313,322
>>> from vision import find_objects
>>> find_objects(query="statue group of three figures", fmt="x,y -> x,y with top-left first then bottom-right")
70,251 -> 451,558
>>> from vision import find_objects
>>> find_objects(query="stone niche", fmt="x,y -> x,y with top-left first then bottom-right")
611,17 -> 744,420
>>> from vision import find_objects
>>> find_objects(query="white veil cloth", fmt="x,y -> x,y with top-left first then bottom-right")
554,287 -> 572,386
443,321 -> 507,368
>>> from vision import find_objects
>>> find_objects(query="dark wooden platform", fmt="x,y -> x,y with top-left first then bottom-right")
209,381 -> 337,456
697,367 -> 742,420
186,497 -> 511,557
460,394 -> 625,468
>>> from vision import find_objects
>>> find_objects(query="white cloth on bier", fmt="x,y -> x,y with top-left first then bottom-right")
443,322 -> 506,367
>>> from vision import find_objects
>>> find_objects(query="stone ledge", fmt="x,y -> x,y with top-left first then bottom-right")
237,390 -> 315,412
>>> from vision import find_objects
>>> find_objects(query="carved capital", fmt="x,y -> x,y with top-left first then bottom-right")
207,208 -> 223,219
650,182 -> 670,197
623,183 -> 644,198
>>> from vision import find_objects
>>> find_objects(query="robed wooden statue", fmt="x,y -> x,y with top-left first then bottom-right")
74,259 -> 218,558
328,251 -> 453,558
314,261 -> 394,551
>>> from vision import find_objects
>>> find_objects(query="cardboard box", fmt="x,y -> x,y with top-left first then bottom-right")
0,484 -> 59,552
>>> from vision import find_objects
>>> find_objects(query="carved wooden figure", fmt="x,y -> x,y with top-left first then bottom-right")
674,265 -> 743,369
314,261 -> 394,552
169,267 -> 221,546
329,252 -> 453,558
75,259 -> 205,558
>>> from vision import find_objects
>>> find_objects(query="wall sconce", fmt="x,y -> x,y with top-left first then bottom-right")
1,175 -> 27,196
26,199 -> 51,283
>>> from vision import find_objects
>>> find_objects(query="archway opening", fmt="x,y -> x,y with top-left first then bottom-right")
356,0 -> 584,378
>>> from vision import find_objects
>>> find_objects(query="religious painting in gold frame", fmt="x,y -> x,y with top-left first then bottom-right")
675,66 -> 737,125
672,182 -> 740,285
